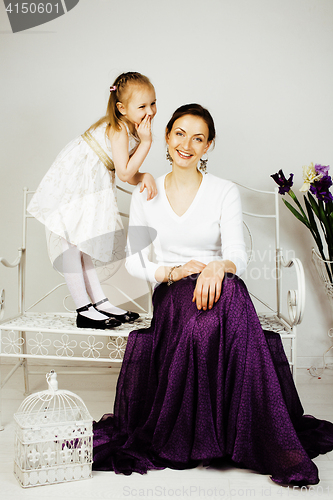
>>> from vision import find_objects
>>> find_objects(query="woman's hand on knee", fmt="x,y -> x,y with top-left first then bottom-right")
193,261 -> 225,310
180,260 -> 206,279
156,260 -> 205,283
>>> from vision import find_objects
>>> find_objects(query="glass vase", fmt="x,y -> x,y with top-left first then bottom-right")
309,249 -> 333,376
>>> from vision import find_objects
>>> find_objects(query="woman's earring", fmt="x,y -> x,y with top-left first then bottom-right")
199,156 -> 208,173
166,147 -> 173,165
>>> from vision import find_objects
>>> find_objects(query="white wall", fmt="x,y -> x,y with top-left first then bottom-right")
1,0 -> 333,367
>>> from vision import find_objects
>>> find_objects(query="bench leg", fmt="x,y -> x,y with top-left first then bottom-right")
22,358 -> 29,396
20,330 -> 30,396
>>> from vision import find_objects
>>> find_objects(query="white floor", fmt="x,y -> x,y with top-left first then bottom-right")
1,365 -> 333,500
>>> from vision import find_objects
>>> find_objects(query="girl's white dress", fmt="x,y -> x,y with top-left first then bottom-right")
27,123 -> 139,265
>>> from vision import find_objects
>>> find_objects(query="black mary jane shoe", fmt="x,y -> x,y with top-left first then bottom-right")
93,298 -> 140,323
76,304 -> 122,329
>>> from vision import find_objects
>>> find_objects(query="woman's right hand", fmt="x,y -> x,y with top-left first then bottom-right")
179,260 -> 206,279
135,115 -> 152,144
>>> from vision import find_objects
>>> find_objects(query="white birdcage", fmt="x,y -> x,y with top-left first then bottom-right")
13,370 -> 93,488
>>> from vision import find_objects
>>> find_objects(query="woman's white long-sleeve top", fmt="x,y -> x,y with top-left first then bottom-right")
125,173 -> 248,284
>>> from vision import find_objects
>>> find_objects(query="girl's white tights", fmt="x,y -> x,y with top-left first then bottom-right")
61,239 -> 123,320
81,252 -> 127,316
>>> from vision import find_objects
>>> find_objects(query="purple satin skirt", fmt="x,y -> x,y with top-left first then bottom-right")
93,274 -> 333,485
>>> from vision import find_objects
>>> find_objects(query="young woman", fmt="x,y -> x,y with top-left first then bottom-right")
93,104 -> 333,485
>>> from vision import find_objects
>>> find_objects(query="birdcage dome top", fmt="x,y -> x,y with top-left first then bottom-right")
14,371 -> 92,429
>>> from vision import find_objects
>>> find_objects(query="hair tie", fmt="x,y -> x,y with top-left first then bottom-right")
110,85 -> 117,92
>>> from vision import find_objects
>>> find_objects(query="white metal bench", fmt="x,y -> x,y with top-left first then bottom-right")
0,182 -> 305,429
235,182 -> 305,381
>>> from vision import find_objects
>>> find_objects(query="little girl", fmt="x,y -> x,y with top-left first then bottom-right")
28,72 -> 157,329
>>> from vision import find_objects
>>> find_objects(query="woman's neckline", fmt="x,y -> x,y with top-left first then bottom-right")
162,171 -> 206,220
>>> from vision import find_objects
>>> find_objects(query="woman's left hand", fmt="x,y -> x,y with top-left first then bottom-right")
192,260 -> 236,311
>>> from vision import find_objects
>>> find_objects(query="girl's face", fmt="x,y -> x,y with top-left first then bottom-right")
166,115 -> 211,170
118,86 -> 157,126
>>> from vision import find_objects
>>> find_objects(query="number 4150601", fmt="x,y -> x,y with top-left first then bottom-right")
6,3 -> 61,14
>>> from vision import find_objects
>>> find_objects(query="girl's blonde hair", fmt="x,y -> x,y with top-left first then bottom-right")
89,72 -> 154,133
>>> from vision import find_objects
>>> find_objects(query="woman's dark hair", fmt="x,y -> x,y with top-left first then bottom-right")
166,103 -> 216,144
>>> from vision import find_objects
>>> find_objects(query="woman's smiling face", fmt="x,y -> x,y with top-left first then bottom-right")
166,114 -> 211,170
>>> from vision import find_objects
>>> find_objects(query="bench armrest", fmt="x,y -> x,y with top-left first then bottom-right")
279,254 -> 306,326
0,248 -> 23,268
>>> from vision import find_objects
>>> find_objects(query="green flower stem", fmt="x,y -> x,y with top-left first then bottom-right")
288,190 -> 308,220
283,199 -> 310,228
306,195 -> 333,279
273,171 -> 333,282
284,192 -> 332,278
304,197 -> 324,251
320,200 -> 333,244
307,194 -> 332,252
282,199 -> 329,275
308,194 -> 332,242
327,201 -> 333,217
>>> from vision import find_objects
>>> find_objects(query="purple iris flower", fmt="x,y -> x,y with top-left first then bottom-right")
271,169 -> 294,195
315,164 -> 330,176
310,175 -> 333,203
